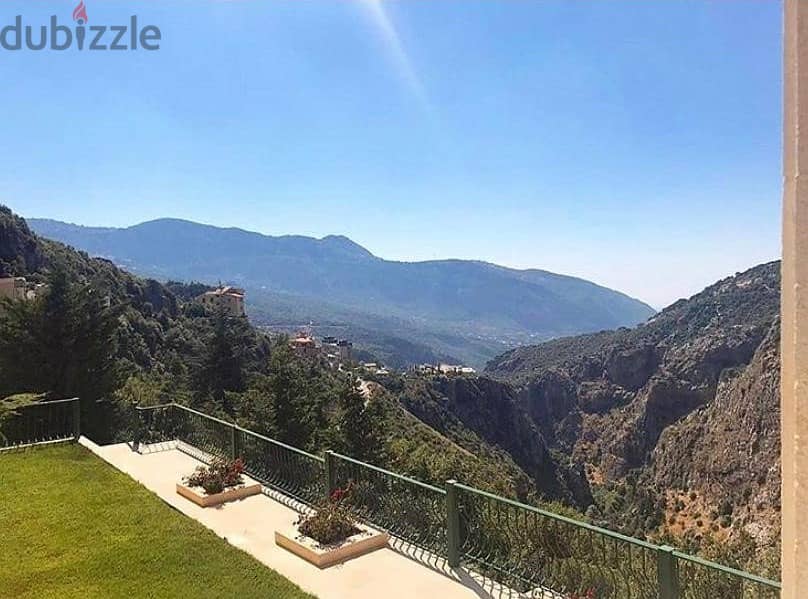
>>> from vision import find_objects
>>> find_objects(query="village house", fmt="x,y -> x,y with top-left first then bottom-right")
0,276 -> 43,302
290,333 -> 318,359
0,277 -> 27,301
198,286 -> 246,317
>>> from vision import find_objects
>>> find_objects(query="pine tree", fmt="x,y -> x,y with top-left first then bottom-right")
193,308 -> 247,413
266,339 -> 310,446
335,376 -> 384,463
0,262 -> 122,435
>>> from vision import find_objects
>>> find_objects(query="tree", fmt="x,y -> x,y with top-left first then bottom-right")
265,340 -> 310,447
334,376 -> 384,463
193,308 -> 247,413
0,262 -> 123,436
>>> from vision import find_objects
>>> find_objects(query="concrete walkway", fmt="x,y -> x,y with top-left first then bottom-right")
80,438 -> 535,599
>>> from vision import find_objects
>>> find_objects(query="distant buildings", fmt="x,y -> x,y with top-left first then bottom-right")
290,333 -> 319,359
290,332 -> 353,367
322,336 -> 353,364
0,277 -> 27,301
413,363 -> 476,376
0,276 -> 43,302
198,286 -> 246,317
362,362 -> 389,375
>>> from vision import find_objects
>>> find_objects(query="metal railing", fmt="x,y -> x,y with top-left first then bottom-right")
237,427 -> 324,504
327,450 -> 447,554
675,551 -> 781,599
132,402 -> 782,598
135,403 -> 325,505
453,482 -> 659,598
0,398 -> 79,450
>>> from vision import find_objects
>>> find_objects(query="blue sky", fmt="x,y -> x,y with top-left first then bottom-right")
1,0 -> 781,308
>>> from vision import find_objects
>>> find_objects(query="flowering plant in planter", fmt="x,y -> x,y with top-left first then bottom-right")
296,483 -> 360,546
565,589 -> 596,599
184,458 -> 245,496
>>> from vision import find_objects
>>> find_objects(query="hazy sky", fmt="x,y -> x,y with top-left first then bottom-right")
2,0 -> 781,309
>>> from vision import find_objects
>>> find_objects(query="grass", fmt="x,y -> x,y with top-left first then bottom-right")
0,443 -> 315,599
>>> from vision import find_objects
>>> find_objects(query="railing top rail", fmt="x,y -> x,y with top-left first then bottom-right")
134,403 -> 174,412
671,550 -> 782,588
171,403 -> 234,427
238,426 -> 324,463
454,481 -> 659,551
24,397 -> 79,406
331,451 -> 446,495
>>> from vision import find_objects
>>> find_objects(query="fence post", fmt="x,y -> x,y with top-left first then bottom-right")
72,399 -> 81,441
446,479 -> 461,568
657,545 -> 680,599
324,450 -> 337,499
229,423 -> 237,460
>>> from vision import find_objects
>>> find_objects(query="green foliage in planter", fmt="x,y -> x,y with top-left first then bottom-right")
296,486 -> 359,546
184,458 -> 245,495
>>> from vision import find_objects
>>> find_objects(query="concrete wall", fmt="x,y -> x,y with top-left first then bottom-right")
782,1 -> 808,595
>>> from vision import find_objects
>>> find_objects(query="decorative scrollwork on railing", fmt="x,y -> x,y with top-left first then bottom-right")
675,552 -> 781,599
456,484 -> 658,599
331,452 -> 448,554
1,398 -> 77,449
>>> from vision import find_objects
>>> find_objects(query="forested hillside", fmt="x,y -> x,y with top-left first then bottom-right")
0,206 -> 573,503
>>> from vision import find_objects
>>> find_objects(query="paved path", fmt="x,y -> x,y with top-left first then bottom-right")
80,438 -> 533,599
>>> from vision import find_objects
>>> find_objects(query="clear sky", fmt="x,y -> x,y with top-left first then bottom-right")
1,0 -> 781,309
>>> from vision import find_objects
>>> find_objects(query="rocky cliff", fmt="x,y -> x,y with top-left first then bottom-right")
397,375 -> 592,505
485,261 -> 780,550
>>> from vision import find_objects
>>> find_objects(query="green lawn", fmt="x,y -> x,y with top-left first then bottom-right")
0,443 -> 315,599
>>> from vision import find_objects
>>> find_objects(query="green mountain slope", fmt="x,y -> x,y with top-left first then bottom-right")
28,217 -> 655,367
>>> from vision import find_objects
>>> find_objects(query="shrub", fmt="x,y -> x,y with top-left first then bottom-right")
296,485 -> 359,546
565,589 -> 596,599
184,458 -> 245,495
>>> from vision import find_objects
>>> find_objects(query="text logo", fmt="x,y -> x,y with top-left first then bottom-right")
0,2 -> 161,51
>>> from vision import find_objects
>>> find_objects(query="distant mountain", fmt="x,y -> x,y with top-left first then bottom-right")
29,217 -> 655,367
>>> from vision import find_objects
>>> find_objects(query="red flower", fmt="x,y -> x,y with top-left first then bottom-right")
329,481 -> 354,503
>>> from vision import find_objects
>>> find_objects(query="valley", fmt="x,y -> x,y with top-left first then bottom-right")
0,206 -> 780,577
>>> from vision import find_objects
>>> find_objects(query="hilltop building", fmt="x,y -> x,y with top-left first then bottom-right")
0,277 -> 28,301
290,333 -> 318,359
322,336 -> 353,364
289,331 -> 354,366
198,286 -> 245,317
0,276 -> 43,302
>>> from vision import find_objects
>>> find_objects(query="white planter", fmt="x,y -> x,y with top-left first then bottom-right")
275,522 -> 389,568
176,481 -> 262,507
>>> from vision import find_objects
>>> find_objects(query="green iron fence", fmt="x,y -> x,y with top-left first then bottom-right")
0,398 -> 79,450
674,551 -> 781,599
327,450 -> 448,554
453,481 -> 659,598
132,403 -> 781,598
236,427 -> 324,504
450,482 -> 780,599
135,403 -> 324,505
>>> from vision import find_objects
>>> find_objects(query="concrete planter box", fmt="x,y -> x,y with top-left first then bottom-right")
176,482 -> 262,507
275,523 -> 389,568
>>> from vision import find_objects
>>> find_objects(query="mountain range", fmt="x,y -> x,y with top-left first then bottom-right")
28,217 -> 655,368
